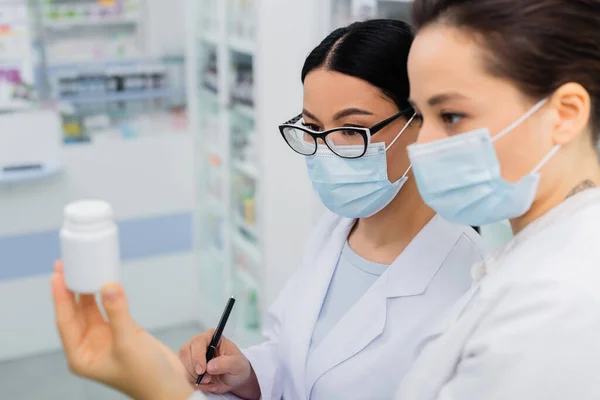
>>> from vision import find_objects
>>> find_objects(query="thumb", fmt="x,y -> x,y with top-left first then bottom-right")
101,283 -> 136,340
207,355 -> 248,376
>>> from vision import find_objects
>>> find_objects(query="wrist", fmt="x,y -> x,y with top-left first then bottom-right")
231,366 -> 261,400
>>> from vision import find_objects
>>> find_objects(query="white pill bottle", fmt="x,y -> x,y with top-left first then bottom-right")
60,200 -> 120,294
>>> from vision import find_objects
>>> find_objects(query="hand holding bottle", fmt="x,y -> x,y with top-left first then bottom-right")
52,262 -> 196,400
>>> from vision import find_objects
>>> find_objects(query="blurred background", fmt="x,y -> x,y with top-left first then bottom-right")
0,0 -> 510,398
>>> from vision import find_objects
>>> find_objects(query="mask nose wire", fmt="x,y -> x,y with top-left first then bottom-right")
385,114 -> 416,151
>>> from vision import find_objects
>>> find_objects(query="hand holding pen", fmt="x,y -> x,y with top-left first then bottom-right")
178,298 -> 261,398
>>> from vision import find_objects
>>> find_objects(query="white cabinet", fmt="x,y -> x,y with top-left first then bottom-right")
187,0 -> 323,346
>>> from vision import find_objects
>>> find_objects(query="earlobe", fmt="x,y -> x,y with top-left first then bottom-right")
550,82 -> 592,145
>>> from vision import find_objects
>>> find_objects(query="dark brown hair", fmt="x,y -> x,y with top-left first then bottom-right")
302,19 -> 413,111
412,0 -> 600,143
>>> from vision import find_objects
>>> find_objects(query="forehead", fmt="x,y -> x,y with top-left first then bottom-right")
407,24 -> 501,105
303,69 -> 392,111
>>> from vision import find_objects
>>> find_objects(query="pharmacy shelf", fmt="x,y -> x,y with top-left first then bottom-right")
233,159 -> 258,179
235,215 -> 259,239
232,231 -> 261,265
188,0 -> 320,340
236,267 -> 259,290
206,193 -> 225,215
0,164 -> 62,185
43,15 -> 140,30
0,59 -> 25,67
207,245 -> 224,263
229,37 -> 256,55
233,103 -> 255,120
199,88 -> 219,104
46,58 -> 160,71
206,143 -> 220,157
198,31 -> 219,46
59,88 -> 185,104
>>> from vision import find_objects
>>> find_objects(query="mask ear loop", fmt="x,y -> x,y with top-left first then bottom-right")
532,145 -> 561,173
385,114 -> 417,151
401,164 -> 413,179
387,114 -> 416,183
492,98 -> 549,143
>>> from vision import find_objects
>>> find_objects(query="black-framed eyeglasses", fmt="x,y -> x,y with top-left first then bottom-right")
278,107 -> 414,159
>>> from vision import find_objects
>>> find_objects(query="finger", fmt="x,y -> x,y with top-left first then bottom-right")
78,294 -> 105,325
52,272 -> 83,355
100,283 -> 136,341
207,355 -> 247,376
199,374 -> 212,385
190,330 -> 214,375
198,383 -> 226,394
55,260 -> 64,275
179,341 -> 198,381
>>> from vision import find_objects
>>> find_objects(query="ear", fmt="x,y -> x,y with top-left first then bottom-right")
548,82 -> 592,146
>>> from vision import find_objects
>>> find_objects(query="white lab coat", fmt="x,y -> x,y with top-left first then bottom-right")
396,189 -> 600,400
205,212 -> 484,400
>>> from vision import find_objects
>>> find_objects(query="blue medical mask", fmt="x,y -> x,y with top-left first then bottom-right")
408,98 -> 560,226
306,116 -> 415,218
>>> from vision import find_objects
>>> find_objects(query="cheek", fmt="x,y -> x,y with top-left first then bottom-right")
385,130 -> 417,181
494,121 -> 553,183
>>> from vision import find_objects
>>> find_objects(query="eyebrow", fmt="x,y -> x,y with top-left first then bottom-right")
428,93 -> 469,107
302,109 -> 321,124
302,107 -> 374,125
333,108 -> 373,121
409,92 -> 469,108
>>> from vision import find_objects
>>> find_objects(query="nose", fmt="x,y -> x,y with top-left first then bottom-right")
415,124 -> 445,145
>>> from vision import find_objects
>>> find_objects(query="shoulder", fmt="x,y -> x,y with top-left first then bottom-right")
487,202 -> 600,300
467,279 -> 600,372
472,202 -> 600,334
438,280 -> 600,399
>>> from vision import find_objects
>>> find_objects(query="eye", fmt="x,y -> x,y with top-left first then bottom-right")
441,112 -> 465,126
302,122 -> 322,132
341,129 -> 362,137
413,114 -> 424,127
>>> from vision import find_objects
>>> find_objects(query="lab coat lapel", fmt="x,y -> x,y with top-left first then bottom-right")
305,274 -> 388,397
286,217 -> 355,398
303,216 -> 472,396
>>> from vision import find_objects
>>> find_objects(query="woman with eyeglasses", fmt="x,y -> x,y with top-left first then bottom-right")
50,19 -> 487,400
177,19 -> 486,400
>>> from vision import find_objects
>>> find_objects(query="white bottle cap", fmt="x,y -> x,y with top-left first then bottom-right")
64,199 -> 114,225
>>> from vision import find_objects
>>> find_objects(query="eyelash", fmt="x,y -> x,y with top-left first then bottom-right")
411,112 -> 466,127
413,114 -> 424,127
441,112 -> 466,126
302,123 -> 322,132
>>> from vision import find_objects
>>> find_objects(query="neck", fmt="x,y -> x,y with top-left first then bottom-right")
511,150 -> 600,234
348,178 -> 435,264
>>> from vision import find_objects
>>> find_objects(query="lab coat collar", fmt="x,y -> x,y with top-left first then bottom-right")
386,215 -> 464,298
479,188 -> 600,279
514,188 -> 600,244
287,216 -> 355,399
304,215 -> 467,396
305,276 -> 388,397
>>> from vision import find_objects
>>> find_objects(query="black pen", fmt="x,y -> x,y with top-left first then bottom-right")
196,296 -> 236,386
